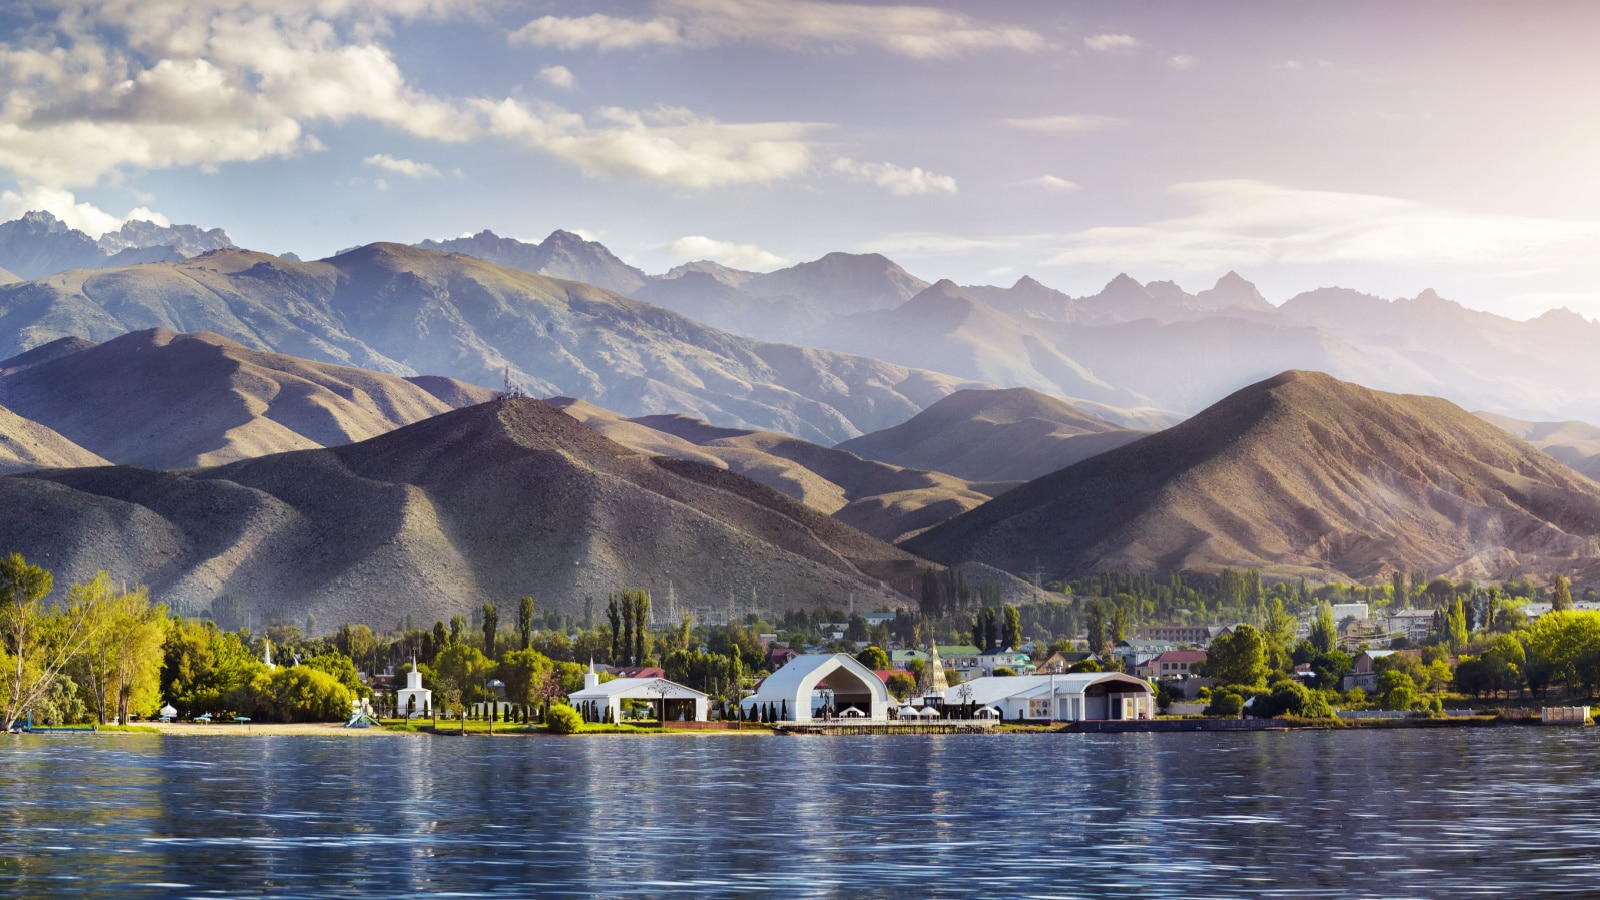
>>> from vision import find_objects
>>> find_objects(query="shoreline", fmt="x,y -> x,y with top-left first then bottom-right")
30,714 -> 1585,738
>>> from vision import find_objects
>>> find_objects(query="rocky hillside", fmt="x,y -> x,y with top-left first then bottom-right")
551,398 -> 1010,543
0,399 -> 936,626
906,371 -> 1600,582
0,329 -> 466,468
0,402 -> 106,473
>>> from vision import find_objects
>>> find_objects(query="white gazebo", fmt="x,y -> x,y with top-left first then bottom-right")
742,653 -> 891,722
940,672 -> 1155,722
395,661 -> 432,718
566,664 -> 709,723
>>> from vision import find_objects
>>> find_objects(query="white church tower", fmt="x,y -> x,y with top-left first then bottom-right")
396,657 -> 432,718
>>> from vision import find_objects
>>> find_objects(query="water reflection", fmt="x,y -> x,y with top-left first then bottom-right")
2,729 -> 1600,896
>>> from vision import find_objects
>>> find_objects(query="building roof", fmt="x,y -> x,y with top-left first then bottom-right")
940,672 -> 1153,706
937,644 -> 982,657
568,676 -> 708,702
1150,650 -> 1207,664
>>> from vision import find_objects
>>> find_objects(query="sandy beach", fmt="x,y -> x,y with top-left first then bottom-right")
139,721 -> 412,737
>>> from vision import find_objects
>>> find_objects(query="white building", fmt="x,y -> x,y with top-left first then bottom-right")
395,663 -> 432,718
941,673 -> 1155,722
1331,603 -> 1370,625
567,665 -> 709,723
742,653 -> 891,722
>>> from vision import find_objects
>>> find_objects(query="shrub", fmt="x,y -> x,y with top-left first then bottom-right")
1206,691 -> 1244,717
545,704 -> 584,735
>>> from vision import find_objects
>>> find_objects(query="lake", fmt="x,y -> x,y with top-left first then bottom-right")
2,728 -> 1598,897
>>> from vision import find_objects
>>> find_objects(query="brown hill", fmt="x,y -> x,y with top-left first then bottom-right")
837,387 -> 1150,483
1477,412 -> 1600,481
0,401 -> 107,473
0,398 -> 940,627
906,372 -> 1600,582
0,329 -> 463,468
549,398 -> 1006,542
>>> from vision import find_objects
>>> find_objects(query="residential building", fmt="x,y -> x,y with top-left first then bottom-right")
1136,623 -> 1213,645
1342,650 -> 1397,692
1036,651 -> 1096,674
1137,650 -> 1207,680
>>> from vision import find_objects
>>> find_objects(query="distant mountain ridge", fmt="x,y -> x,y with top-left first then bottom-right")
414,228 -> 648,294
0,211 -> 234,280
906,371 -> 1600,582
0,244 -> 986,444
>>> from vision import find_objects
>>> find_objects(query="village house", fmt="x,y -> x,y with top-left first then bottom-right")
1036,650 -> 1097,674
568,664 -> 709,723
1113,638 -> 1177,670
1342,649 -> 1396,692
935,644 -> 983,674
977,646 -> 1031,675
1136,649 -> 1207,680
1384,609 -> 1437,644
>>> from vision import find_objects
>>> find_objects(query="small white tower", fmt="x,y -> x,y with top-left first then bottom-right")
263,638 -> 277,671
395,655 -> 432,718
584,658 -> 600,691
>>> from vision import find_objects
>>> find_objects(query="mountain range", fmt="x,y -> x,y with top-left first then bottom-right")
0,211 -> 234,281
906,371 -> 1600,582
0,242 -> 996,444
0,398 -> 958,625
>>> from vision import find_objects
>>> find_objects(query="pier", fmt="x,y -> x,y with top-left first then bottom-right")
775,720 -> 998,735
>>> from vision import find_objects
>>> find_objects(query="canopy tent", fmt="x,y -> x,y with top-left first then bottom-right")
742,653 -> 891,722
567,667 -> 709,724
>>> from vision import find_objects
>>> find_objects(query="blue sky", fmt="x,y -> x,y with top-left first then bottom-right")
2,1 -> 1599,317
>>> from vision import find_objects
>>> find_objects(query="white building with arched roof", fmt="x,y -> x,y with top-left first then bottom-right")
941,672 -> 1154,722
742,653 -> 890,722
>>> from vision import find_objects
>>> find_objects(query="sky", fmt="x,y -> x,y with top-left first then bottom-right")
2,1 -> 1599,318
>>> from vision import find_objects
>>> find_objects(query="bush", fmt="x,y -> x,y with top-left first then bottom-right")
1206,691 -> 1244,717
230,666 -> 353,723
545,704 -> 584,735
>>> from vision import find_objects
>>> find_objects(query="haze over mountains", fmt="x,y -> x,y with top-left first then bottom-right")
837,388 -> 1154,483
907,372 -> 1600,582
0,241 -> 987,444
7,210 -> 1600,603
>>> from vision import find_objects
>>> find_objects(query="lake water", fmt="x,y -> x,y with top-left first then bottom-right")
3,728 -> 1599,897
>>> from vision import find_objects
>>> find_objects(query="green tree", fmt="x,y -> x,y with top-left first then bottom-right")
1206,624 -> 1269,688
497,648 -> 554,709
1552,574 -> 1574,612
1376,669 -> 1418,711
481,603 -> 499,659
236,665 -> 353,722
856,646 -> 890,671
885,672 -> 916,701
432,642 -> 496,703
1002,605 -> 1022,651
1,555 -> 106,731
1309,603 -> 1338,654
161,618 -> 265,716
73,576 -> 168,724
518,596 -> 534,651
449,614 -> 464,646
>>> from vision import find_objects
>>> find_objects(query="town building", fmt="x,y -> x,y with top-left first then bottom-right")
1342,650 -> 1397,692
942,673 -> 1155,722
1136,623 -> 1213,645
567,663 -> 709,723
1113,638 -> 1177,671
1036,651 -> 1096,674
1331,603 -> 1370,625
977,646 -> 1031,675
1137,649 -> 1207,680
740,653 -> 891,722
1384,609 -> 1437,644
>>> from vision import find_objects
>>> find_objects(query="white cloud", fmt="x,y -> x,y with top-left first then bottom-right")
1084,33 -> 1139,52
510,0 -> 1046,59
0,185 -> 169,238
0,1 -> 480,188
361,153 -> 439,177
474,99 -> 817,188
1168,54 -> 1197,70
538,65 -> 578,90
831,157 -> 956,196
1004,114 -> 1124,134
512,15 -> 683,52
1043,179 -> 1600,272
1017,175 -> 1080,192
662,235 -> 785,269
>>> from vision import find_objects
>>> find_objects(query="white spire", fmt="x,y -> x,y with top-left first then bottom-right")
584,657 -> 599,690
